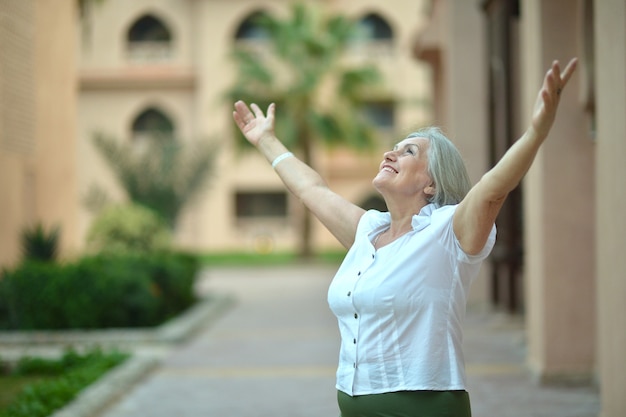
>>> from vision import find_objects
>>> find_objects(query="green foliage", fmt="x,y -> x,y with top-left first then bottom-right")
198,250 -> 346,266
0,252 -> 199,330
0,349 -> 128,417
20,224 -> 59,263
227,3 -> 384,151
88,133 -> 219,228
227,3 -> 385,257
86,203 -> 171,254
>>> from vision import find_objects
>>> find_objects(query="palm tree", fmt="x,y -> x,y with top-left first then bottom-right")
228,3 -> 384,258
86,133 -> 219,229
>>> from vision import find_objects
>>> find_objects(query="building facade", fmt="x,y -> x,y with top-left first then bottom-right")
2,0 -> 624,415
77,0 -> 433,256
414,1 -> 625,416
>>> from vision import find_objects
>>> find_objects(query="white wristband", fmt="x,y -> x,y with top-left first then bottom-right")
271,152 -> 294,169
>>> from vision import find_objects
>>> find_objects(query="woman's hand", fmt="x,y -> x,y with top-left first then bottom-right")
233,100 -> 276,147
531,58 -> 578,138
454,57 -> 578,255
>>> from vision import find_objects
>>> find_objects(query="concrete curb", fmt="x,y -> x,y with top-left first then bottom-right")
49,355 -> 159,417
0,293 -> 236,350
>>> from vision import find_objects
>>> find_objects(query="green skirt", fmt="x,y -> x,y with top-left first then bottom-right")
337,389 -> 471,417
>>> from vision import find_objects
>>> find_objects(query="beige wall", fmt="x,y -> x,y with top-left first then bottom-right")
34,0 -> 79,258
521,0 -> 596,384
0,0 -> 36,267
595,1 -> 626,415
0,0 -> 78,267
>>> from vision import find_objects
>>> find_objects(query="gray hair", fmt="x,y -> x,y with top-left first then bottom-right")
407,127 -> 471,207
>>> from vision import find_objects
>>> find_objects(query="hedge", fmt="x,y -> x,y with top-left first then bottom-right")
0,252 -> 199,330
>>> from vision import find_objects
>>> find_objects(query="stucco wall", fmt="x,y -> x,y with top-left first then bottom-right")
521,0 -> 596,383
595,1 -> 626,415
0,0 -> 78,266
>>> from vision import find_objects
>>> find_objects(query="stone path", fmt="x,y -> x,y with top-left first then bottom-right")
98,264 -> 600,417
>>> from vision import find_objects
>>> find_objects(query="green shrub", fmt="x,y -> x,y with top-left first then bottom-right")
1,349 -> 128,417
0,271 -> 12,330
20,223 -> 60,263
0,252 -> 199,330
89,133 -> 218,229
86,203 -> 171,254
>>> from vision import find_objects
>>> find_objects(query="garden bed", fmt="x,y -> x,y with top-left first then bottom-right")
0,293 -> 234,417
0,349 -> 128,417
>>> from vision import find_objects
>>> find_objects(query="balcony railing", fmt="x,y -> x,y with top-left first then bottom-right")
127,41 -> 173,63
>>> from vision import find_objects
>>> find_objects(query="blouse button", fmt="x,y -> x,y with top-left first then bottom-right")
347,291 -> 351,296
357,271 -> 361,276
354,313 -> 358,319
353,338 -> 357,344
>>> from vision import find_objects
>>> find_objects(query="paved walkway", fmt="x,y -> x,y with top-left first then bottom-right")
99,264 -> 600,417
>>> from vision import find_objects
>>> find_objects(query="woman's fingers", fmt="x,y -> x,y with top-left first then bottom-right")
234,100 -> 250,117
550,58 -> 578,97
546,67 -> 558,93
232,110 -> 245,128
234,100 -> 254,125
233,102 -> 245,125
553,60 -> 562,83
560,58 -> 578,88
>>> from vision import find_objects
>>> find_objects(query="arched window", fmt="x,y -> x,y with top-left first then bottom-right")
131,108 -> 175,141
129,15 -> 171,42
234,11 -> 269,41
127,14 -> 173,62
361,101 -> 395,130
351,13 -> 394,57
358,13 -> 393,40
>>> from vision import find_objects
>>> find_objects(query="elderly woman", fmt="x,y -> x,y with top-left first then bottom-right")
232,58 -> 577,417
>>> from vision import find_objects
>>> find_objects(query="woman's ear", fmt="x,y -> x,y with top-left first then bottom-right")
424,184 -> 436,197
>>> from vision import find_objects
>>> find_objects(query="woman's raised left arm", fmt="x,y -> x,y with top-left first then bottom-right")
453,58 -> 578,255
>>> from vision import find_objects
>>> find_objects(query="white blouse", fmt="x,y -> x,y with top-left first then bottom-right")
327,204 -> 496,396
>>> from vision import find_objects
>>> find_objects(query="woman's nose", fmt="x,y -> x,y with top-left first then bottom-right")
383,150 -> 396,161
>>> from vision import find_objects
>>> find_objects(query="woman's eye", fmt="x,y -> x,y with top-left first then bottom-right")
405,148 -> 415,155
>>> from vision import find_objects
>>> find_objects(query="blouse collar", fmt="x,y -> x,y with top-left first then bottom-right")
411,203 -> 438,232
369,203 -> 439,237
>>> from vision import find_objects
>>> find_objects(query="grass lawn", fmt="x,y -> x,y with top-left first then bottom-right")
0,350 -> 128,417
0,374 -> 54,410
199,250 -> 346,266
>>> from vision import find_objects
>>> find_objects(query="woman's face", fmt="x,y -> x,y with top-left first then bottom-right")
372,137 -> 435,202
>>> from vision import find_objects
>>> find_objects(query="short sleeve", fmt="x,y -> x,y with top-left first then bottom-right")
435,205 -> 497,264
454,223 -> 496,263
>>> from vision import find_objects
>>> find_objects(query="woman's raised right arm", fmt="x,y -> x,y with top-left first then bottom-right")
233,101 -> 365,248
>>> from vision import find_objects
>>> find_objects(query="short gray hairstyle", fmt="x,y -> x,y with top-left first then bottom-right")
407,127 -> 471,207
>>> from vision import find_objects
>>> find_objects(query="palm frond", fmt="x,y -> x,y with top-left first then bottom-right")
306,111 -> 343,143
174,140 -> 220,204
90,133 -> 220,228
338,66 -> 383,100
82,183 -> 114,213
230,48 -> 274,87
227,3 -> 386,153
225,2 -> 388,258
